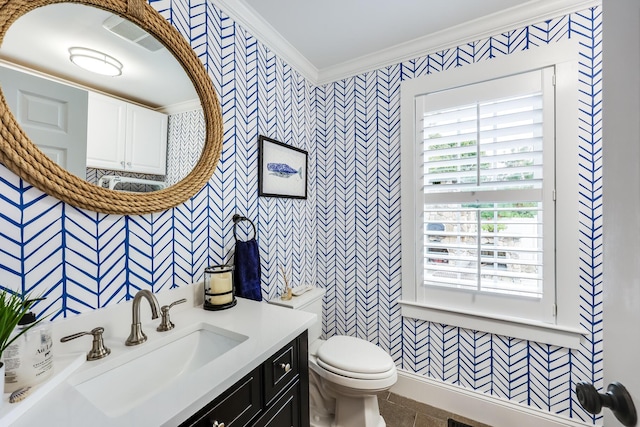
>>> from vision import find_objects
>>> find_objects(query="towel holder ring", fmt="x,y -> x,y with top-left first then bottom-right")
232,214 -> 257,241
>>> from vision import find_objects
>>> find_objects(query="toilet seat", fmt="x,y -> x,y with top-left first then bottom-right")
309,354 -> 397,394
316,336 -> 396,380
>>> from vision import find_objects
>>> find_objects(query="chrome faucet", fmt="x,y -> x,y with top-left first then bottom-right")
126,289 -> 161,346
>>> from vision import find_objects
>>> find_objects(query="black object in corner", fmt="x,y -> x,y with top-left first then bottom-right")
448,419 -> 473,427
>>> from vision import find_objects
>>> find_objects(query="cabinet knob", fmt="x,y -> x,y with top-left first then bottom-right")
212,422 -> 224,427
280,363 -> 291,372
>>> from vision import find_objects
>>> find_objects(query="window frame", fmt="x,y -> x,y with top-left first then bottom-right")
400,41 -> 585,348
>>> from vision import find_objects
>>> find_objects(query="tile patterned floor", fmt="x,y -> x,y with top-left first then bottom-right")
377,392 -> 493,427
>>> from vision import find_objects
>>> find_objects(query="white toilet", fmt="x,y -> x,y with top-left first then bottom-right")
269,287 -> 397,427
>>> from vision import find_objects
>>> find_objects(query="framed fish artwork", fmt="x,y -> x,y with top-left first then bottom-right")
258,135 -> 308,199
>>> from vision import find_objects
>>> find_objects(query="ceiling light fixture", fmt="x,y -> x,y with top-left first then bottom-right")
68,47 -> 123,77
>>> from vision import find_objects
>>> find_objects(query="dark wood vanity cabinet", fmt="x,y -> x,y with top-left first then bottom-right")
253,381 -> 301,427
180,331 -> 309,427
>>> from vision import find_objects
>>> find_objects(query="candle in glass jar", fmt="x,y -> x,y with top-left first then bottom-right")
209,271 -> 233,304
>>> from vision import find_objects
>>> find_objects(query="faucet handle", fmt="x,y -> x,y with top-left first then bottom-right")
61,327 -> 111,361
157,298 -> 187,332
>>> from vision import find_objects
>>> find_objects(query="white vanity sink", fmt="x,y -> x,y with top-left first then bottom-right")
68,322 -> 247,418
7,291 -> 317,427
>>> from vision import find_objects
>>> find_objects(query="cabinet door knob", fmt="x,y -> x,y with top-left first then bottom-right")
280,363 -> 291,372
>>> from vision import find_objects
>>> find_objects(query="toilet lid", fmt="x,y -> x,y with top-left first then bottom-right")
315,336 -> 395,379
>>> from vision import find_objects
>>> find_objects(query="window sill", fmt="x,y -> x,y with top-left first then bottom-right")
399,300 -> 586,349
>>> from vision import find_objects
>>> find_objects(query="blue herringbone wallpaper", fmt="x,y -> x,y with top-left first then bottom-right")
317,7 -> 602,424
0,0 -> 601,423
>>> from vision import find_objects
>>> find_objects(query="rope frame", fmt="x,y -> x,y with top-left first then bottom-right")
0,0 -> 223,215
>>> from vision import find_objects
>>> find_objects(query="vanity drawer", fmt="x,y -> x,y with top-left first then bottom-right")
182,366 -> 262,427
253,381 -> 301,427
263,337 -> 299,405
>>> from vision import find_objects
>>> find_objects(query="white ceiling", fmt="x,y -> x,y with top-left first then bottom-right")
0,3 -> 197,110
218,0 -> 598,83
241,0 -> 532,70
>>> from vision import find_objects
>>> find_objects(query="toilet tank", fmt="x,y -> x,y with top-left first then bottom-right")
268,287 -> 325,343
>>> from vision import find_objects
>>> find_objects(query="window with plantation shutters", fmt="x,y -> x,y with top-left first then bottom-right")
421,69 -> 554,311
400,43 -> 583,348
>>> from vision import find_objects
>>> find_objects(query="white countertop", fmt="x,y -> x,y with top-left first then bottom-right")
1,284 -> 316,426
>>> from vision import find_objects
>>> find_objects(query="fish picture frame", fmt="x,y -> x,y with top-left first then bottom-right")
258,135 -> 308,199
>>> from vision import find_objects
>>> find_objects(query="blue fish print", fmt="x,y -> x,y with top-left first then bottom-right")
267,163 -> 303,179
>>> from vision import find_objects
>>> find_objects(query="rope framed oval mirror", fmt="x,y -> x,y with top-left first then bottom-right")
0,0 -> 223,215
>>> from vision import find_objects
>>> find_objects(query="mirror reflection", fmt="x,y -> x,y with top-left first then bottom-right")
0,3 -> 205,192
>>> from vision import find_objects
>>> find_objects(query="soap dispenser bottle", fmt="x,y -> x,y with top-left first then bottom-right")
4,307 -> 53,393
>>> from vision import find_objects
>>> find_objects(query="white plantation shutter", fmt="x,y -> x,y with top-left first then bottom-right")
401,44 -> 581,346
416,68 -> 556,322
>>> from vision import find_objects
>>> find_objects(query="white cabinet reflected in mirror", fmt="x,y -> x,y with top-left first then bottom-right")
0,2 -> 204,193
86,91 -> 168,179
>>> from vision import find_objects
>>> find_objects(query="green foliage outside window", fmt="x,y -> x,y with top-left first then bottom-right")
426,135 -> 538,233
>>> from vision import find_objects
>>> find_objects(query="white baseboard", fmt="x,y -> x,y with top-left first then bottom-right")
390,370 -> 595,427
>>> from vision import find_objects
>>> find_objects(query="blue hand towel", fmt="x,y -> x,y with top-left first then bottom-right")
234,238 -> 262,301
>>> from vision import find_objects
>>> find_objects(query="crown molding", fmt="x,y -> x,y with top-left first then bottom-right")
213,0 -> 319,83
159,98 -> 202,115
212,0 -> 600,86
316,0 -> 601,85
